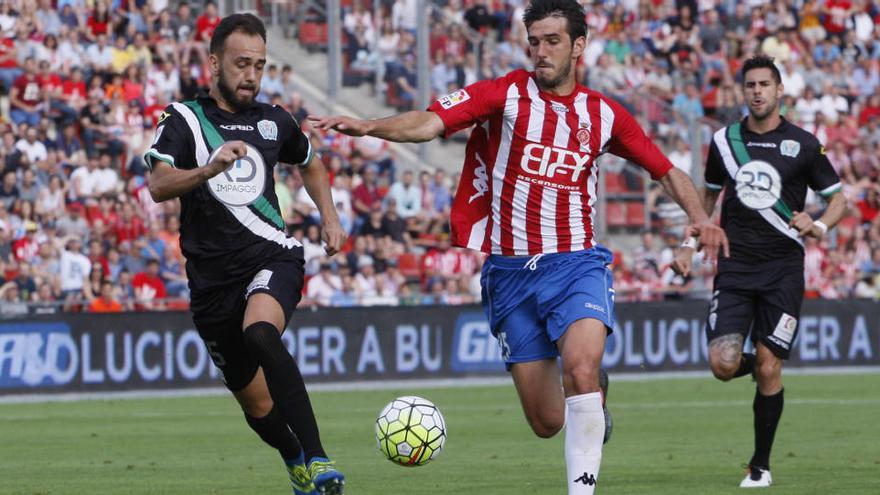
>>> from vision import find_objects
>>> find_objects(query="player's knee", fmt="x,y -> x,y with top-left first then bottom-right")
242,321 -> 280,353
563,362 -> 600,395
708,358 -> 738,382
242,396 -> 274,418
527,413 -> 563,438
754,358 -> 781,381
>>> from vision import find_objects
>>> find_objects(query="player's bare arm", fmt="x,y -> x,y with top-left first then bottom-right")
672,188 -> 722,276
659,168 -> 730,263
789,190 -> 847,238
308,111 -> 445,143
299,154 -> 347,255
148,141 -> 247,202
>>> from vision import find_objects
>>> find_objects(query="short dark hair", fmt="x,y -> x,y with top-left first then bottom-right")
742,55 -> 781,84
523,0 -> 588,43
209,13 -> 267,55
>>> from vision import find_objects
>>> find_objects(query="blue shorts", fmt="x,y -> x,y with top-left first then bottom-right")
481,246 -> 616,370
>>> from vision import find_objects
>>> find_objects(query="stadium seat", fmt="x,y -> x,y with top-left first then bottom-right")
625,201 -> 646,227
604,171 -> 626,194
396,253 -> 422,282
298,22 -> 328,52
606,201 -> 627,227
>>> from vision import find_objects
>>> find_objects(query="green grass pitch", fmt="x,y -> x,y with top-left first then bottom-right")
1,373 -> 878,494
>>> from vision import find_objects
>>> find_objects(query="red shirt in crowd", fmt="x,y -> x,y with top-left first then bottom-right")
132,271 -> 167,308
114,216 -> 146,244
13,74 -> 42,107
39,73 -> 63,96
0,38 -> 17,68
196,14 -> 220,41
12,236 -> 38,263
87,16 -> 109,37
62,79 -> 88,101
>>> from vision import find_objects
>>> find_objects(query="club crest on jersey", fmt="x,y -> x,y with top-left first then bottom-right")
576,125 -> 591,150
780,139 -> 800,158
439,89 -> 470,109
257,119 -> 278,141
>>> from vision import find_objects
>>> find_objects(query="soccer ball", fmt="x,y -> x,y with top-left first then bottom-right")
375,396 -> 447,467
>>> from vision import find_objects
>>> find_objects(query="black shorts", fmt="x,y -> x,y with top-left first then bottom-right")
705,261 -> 804,359
190,256 -> 305,391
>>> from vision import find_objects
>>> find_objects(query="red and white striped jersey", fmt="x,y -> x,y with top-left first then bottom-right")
430,69 -> 673,256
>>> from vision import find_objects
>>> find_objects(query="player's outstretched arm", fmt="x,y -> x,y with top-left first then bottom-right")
659,168 -> 729,264
300,154 -> 347,256
671,187 -> 721,276
308,111 -> 445,143
149,141 -> 247,202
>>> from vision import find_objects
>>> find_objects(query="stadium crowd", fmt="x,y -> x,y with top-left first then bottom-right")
0,0 -> 878,317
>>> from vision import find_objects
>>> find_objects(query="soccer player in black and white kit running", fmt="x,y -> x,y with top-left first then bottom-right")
144,14 -> 346,495
673,56 -> 846,488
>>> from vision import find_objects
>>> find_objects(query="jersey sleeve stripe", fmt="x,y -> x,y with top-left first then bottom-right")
818,182 -> 842,197
144,149 -> 175,169
292,139 -> 314,168
705,182 -> 723,190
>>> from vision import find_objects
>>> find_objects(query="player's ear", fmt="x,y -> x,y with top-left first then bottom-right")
572,33 -> 587,59
209,52 -> 221,77
776,82 -> 784,99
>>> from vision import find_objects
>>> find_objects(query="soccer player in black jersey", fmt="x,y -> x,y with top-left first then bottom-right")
673,56 -> 846,488
144,14 -> 346,495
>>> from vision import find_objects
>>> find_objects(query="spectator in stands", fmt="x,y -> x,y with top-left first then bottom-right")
386,169 -> 421,219
132,258 -> 166,311
394,54 -> 418,110
88,278 -> 123,312
59,235 -> 92,304
307,260 -> 342,306
0,170 -> 19,211
0,281 -> 28,318
351,164 -> 384,223
9,58 -> 42,126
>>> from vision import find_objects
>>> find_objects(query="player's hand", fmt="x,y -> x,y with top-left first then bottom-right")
789,211 -> 822,238
688,221 -> 729,265
321,220 -> 347,256
307,115 -> 370,136
205,141 -> 247,179
671,247 -> 695,277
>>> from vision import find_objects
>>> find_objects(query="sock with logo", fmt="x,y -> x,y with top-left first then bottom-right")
243,321 -> 327,462
749,387 -> 784,470
732,352 -> 756,379
564,392 -> 604,495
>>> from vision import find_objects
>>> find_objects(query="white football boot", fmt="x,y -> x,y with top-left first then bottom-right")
740,465 -> 772,488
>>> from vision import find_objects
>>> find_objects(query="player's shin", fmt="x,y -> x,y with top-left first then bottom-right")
245,407 -> 315,494
564,392 -> 604,494
750,387 -> 784,470
243,321 -> 327,461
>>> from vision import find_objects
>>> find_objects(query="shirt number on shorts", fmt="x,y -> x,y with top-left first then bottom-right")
205,340 -> 227,366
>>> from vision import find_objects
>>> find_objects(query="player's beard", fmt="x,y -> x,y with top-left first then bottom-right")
536,59 -> 572,91
218,69 -> 258,111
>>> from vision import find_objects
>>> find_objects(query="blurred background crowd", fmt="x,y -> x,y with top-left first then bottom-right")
0,0 -> 878,317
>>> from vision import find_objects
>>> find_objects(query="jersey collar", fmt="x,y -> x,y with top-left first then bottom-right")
741,115 -> 789,136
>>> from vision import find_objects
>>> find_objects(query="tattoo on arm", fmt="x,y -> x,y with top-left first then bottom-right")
709,334 -> 744,365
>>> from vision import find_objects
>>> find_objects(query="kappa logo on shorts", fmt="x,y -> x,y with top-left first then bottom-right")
246,269 -> 274,298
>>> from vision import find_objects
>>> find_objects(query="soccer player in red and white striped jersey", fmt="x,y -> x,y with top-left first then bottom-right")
312,1 -> 727,492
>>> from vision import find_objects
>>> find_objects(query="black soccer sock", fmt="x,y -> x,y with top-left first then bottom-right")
245,406 -> 303,460
243,321 -> 327,462
732,352 -> 756,379
749,387 -> 784,470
